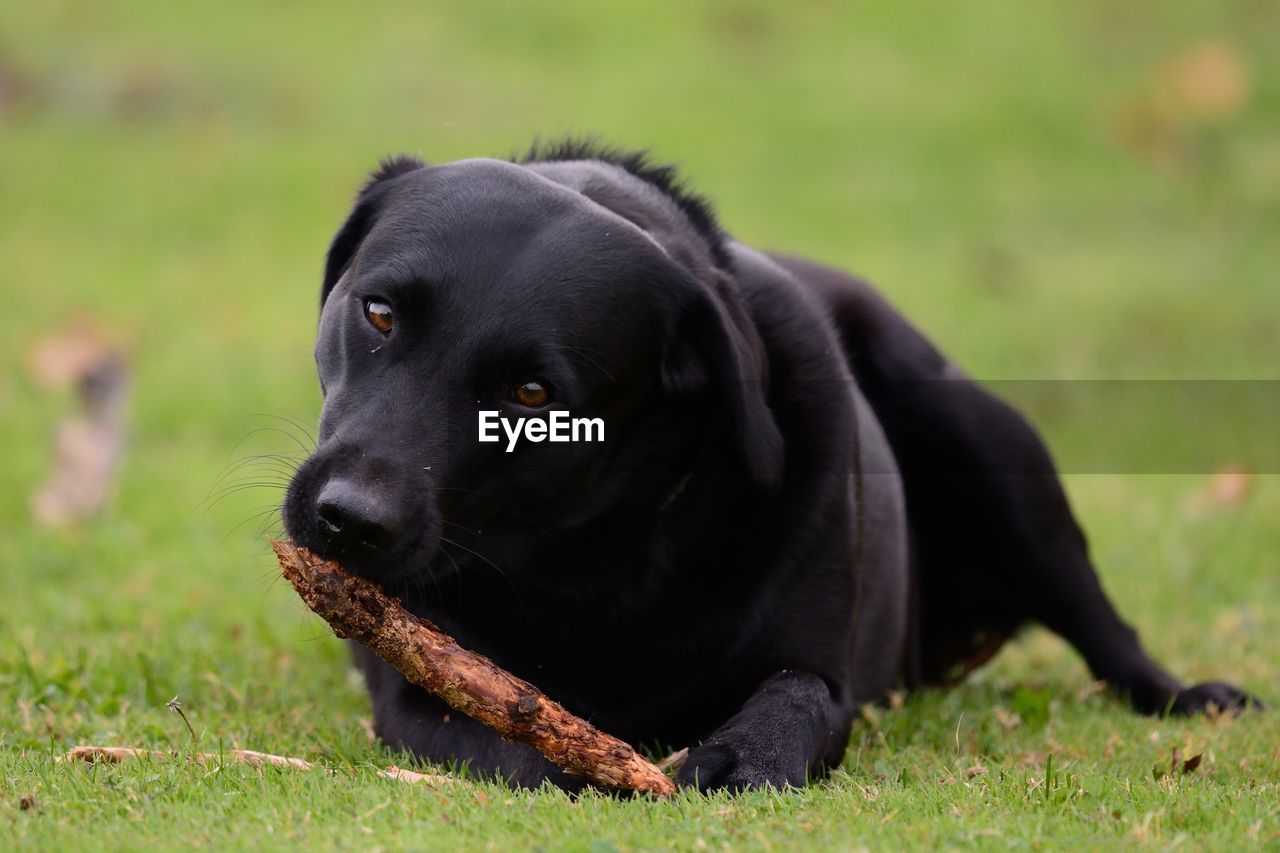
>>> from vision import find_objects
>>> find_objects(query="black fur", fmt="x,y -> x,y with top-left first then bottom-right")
321,154 -> 427,304
284,142 -> 1260,793
518,138 -> 731,270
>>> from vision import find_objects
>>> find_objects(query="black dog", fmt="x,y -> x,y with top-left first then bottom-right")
283,140 -> 1258,791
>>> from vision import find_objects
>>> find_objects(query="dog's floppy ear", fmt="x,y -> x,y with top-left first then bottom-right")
321,155 -> 427,306
662,274 -> 785,489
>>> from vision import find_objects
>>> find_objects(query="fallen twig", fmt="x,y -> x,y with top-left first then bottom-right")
656,747 -> 689,776
64,745 -> 464,788
378,765 -> 456,786
65,745 -> 313,770
272,538 -> 676,796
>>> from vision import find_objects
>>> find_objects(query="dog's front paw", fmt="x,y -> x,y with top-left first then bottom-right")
674,736 -> 807,793
1166,681 -> 1264,716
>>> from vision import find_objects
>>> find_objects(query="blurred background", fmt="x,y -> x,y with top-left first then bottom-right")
2,0 -> 1276,782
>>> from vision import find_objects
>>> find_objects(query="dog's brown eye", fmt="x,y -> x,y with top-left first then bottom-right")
514,381 -> 550,408
365,300 -> 393,333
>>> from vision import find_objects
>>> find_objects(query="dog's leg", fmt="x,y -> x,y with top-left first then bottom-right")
674,671 -> 849,792
771,254 -> 1259,715
355,648 -> 583,789
912,387 -> 1259,715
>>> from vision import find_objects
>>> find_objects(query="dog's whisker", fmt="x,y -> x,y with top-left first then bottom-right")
208,416 -> 309,534
204,456 -> 301,502
206,466 -> 299,496
200,482 -> 290,513
439,536 -> 519,597
240,411 -> 319,451
203,479 -> 293,500
227,425 -> 315,457
223,506 -> 285,544
213,454 -> 303,479
408,551 -> 447,608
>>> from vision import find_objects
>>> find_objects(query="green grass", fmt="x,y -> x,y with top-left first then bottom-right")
2,0 -> 1278,847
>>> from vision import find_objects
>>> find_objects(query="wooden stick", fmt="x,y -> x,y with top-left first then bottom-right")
271,538 -> 676,796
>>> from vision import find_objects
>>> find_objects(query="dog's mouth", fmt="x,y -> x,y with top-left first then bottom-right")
321,525 -> 439,585
281,457 -> 442,590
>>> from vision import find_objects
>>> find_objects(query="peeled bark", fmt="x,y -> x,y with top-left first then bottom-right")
271,539 -> 676,796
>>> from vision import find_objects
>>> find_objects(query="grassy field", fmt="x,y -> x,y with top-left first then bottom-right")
2,1 -> 1278,848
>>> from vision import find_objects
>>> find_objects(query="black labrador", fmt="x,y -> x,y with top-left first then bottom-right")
282,140 -> 1258,792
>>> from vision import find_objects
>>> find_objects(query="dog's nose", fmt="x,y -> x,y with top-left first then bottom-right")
315,478 -> 404,553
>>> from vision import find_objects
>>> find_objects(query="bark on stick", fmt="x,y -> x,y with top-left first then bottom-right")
271,539 -> 676,796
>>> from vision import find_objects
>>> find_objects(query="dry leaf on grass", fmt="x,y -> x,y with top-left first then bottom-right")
1152,746 -> 1205,780
1163,40 -> 1250,122
1206,463 -> 1253,507
1184,463 -> 1255,519
1108,39 -> 1251,170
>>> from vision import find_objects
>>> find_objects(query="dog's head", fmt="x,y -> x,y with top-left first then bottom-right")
282,153 -> 782,587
